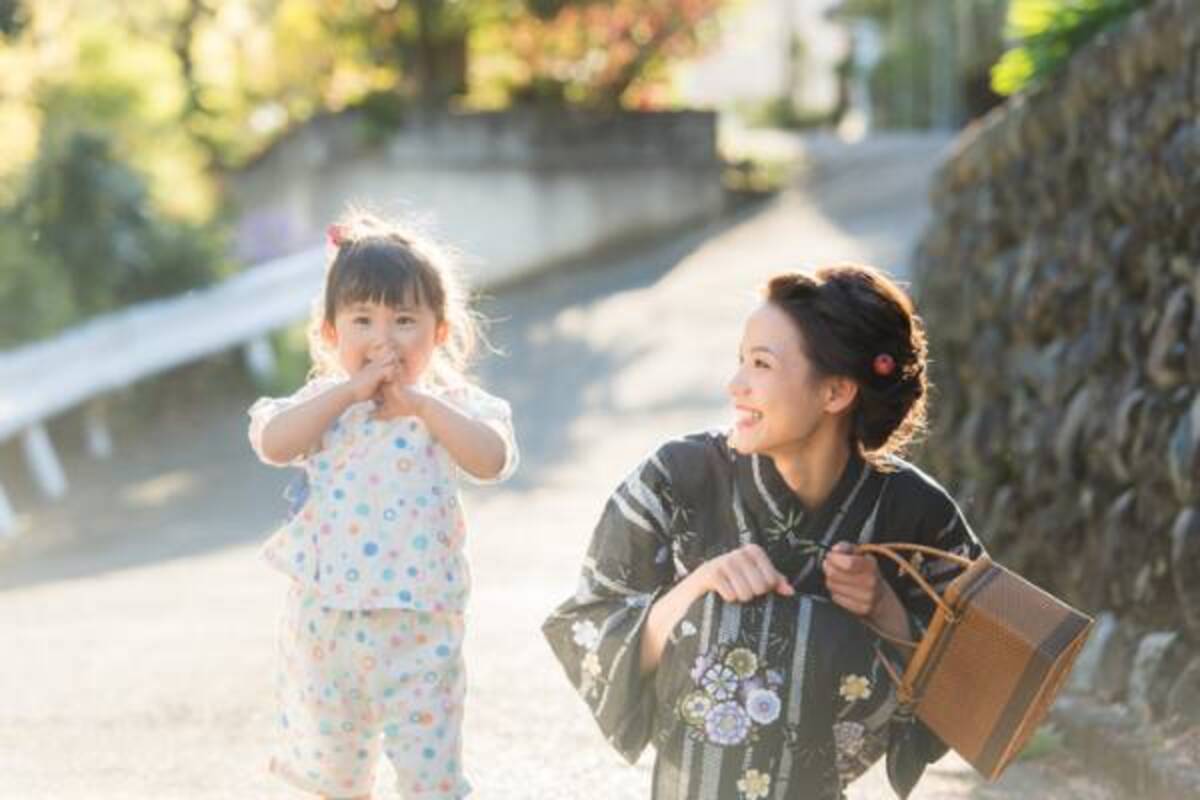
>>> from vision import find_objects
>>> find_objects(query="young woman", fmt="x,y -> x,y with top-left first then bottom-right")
544,265 -> 984,799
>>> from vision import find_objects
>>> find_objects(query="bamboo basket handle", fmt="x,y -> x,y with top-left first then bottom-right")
853,542 -> 967,622
858,542 -> 973,567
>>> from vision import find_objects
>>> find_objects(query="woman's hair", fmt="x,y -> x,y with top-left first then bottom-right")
307,209 -> 483,385
764,264 -> 929,466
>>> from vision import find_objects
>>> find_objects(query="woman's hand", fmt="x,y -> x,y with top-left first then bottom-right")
641,543 -> 793,673
823,542 -> 914,644
821,541 -> 883,616
697,543 -> 795,602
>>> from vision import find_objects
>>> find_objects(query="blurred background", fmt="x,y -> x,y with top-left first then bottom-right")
1,1 -> 1196,798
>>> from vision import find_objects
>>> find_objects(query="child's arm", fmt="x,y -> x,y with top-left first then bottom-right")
380,383 -> 510,481
257,358 -> 395,465
416,393 -> 508,480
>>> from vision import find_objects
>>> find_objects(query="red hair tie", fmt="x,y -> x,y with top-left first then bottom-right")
873,353 -> 896,377
326,224 -> 347,248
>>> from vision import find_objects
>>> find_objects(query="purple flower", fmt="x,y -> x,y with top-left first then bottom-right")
704,701 -> 751,746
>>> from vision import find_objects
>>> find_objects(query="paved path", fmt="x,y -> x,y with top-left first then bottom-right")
0,135 -> 1113,799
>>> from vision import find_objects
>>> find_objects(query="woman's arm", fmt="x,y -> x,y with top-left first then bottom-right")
639,544 -> 795,673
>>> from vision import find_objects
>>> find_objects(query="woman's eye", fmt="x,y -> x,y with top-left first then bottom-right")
754,358 -> 770,369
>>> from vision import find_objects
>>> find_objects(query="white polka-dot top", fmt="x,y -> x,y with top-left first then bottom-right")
248,377 -> 518,612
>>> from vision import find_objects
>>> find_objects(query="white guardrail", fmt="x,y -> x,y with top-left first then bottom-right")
0,245 -> 328,536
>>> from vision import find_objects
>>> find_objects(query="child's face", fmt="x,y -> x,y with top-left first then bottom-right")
726,303 -> 853,459
324,297 -> 447,384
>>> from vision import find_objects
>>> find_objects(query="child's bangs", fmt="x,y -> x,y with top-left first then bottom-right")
332,244 -> 435,312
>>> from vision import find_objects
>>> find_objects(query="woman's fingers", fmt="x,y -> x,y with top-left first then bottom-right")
713,573 -> 738,602
825,570 -> 879,615
745,547 -> 794,596
710,546 -> 791,602
722,564 -> 757,602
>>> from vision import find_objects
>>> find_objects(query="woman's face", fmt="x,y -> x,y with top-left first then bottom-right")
727,302 -> 832,458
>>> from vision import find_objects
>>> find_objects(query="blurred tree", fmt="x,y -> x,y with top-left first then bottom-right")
0,0 -> 26,38
833,0 -> 1008,127
474,0 -> 727,109
0,0 -> 728,346
990,0 -> 1149,95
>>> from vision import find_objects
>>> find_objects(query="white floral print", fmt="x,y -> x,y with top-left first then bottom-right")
737,768 -> 771,800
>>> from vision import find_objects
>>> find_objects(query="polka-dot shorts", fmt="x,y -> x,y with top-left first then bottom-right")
271,582 -> 470,799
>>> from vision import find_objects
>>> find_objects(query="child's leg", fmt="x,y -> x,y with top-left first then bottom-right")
372,611 -> 470,800
270,584 -> 384,798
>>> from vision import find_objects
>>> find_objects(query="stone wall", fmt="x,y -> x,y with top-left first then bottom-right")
228,109 -> 723,287
911,0 -> 1199,732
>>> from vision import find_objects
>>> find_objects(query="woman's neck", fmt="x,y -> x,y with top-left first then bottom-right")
770,429 -> 852,511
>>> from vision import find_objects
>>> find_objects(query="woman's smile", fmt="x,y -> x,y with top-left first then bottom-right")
734,405 -> 763,430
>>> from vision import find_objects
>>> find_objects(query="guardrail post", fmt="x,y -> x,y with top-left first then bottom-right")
84,399 -> 113,459
243,335 -> 277,383
21,423 -> 67,499
0,482 -> 15,537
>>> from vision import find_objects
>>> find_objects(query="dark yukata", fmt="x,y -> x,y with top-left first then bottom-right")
544,431 -> 984,799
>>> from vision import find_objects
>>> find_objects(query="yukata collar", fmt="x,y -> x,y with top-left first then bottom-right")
735,445 -> 868,544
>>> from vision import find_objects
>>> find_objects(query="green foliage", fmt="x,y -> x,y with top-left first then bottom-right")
0,220 -> 74,346
0,127 -> 229,347
1015,723 -> 1066,761
0,0 -> 26,38
991,0 -> 1150,96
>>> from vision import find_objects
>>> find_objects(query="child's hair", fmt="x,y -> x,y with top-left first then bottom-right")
307,209 -> 483,386
763,264 -> 929,467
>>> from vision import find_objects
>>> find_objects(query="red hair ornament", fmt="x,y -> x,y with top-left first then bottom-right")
326,224 -> 348,248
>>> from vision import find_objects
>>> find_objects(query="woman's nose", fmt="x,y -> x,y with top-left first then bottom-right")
727,368 -> 748,398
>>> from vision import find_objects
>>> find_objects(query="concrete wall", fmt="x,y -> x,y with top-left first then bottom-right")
229,109 -> 723,287
911,0 -> 1199,730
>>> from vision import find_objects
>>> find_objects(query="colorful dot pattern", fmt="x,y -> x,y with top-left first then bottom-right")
270,583 -> 470,798
250,378 -> 517,614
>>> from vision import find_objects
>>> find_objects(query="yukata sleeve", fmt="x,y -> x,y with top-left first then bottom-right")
895,494 -> 986,639
542,451 -> 678,764
246,377 -> 339,467
437,382 -> 519,485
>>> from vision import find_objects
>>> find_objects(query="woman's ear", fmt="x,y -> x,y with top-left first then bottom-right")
824,376 -> 859,415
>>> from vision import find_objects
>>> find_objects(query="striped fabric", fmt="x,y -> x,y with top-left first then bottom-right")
543,431 -> 985,799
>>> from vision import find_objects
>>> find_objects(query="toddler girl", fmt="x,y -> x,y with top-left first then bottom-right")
248,211 -> 518,799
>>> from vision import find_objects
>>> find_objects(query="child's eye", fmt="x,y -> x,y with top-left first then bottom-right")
353,316 -> 370,325
753,358 -> 770,369
395,315 -> 415,325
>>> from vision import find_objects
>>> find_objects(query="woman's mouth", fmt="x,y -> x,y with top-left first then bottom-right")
735,407 -> 763,429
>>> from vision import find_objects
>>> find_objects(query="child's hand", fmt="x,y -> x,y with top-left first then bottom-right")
375,364 -> 429,419
345,353 -> 396,403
